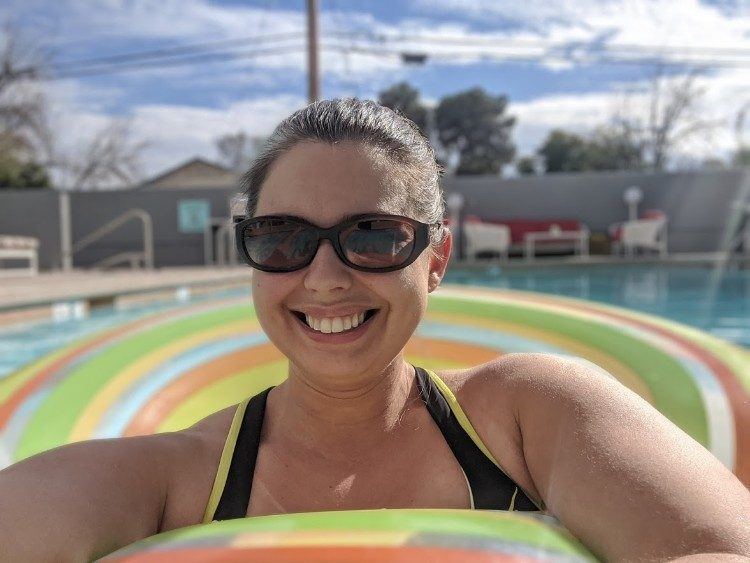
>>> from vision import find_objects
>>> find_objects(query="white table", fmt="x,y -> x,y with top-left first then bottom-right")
523,228 -> 589,261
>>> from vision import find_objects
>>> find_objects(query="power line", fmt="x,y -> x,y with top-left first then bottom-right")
51,31 -> 305,71
30,30 -> 750,81
51,44 -> 306,79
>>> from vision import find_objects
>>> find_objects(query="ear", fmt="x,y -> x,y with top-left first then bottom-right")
427,228 -> 453,293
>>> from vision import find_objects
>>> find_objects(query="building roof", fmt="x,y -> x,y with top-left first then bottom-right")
140,157 -> 238,189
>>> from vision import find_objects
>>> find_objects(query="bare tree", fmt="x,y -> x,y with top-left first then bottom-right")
615,68 -> 720,170
0,23 -> 52,163
1,23 -> 148,189
215,131 -> 264,172
50,119 -> 146,189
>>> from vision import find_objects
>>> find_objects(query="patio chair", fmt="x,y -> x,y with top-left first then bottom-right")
0,235 -> 39,277
610,210 -> 668,257
462,217 -> 511,261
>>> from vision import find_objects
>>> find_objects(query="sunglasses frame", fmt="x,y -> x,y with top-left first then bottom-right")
234,213 -> 437,273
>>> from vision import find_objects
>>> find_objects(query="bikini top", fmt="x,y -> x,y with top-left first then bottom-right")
202,366 -> 543,522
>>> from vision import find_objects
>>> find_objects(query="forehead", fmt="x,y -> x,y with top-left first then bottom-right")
255,141 -> 410,224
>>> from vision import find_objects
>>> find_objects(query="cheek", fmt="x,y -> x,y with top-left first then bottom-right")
251,273 -> 293,327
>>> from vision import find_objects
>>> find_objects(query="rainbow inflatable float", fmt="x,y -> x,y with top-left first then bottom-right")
102,509 -> 596,562
1,285 -> 748,485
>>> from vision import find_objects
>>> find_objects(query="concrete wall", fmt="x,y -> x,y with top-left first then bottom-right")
443,168 -> 749,253
0,167 -> 747,270
0,190 -> 61,269
0,187 -> 237,270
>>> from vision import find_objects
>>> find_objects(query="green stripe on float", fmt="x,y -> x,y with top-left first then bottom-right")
16,305 -> 255,459
156,360 -> 288,433
614,309 -> 750,394
110,509 -> 595,559
427,295 -> 708,446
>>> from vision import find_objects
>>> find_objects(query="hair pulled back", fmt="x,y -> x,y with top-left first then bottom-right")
240,98 -> 445,244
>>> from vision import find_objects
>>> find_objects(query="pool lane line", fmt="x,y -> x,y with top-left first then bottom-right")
14,306 -> 254,460
69,319 -> 261,441
436,289 -> 747,481
0,296 -> 251,429
423,309 -> 651,403
128,335 -> 503,436
431,292 -> 707,442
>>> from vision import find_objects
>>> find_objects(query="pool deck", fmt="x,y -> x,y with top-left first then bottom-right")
0,267 -> 251,312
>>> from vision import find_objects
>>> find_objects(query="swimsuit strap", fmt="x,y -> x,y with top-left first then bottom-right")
205,366 -> 541,522
212,386 -> 273,521
414,366 -> 540,511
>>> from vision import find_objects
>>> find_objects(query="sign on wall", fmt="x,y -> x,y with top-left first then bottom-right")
178,199 -> 211,233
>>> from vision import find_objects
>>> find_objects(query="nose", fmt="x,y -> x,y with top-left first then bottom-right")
303,240 -> 352,293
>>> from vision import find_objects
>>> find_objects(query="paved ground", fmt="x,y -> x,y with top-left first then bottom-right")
0,267 -> 251,311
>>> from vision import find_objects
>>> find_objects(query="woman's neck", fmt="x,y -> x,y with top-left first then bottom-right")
270,357 -> 420,458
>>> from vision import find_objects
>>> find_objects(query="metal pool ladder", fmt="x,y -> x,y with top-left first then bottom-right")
66,208 -> 154,270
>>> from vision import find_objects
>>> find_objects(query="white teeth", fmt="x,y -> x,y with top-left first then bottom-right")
301,311 -> 372,333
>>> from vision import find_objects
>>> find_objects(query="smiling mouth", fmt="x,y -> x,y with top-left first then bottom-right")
291,309 -> 379,334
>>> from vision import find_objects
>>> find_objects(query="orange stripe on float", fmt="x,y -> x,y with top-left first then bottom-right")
404,336 -> 500,365
123,343 -> 284,436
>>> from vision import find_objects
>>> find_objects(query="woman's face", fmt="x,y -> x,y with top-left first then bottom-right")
252,141 -> 451,386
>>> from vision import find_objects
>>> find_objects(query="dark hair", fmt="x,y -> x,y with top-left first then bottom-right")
240,98 -> 445,244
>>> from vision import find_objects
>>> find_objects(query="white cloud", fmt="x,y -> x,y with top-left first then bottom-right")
131,95 -> 306,177
511,67 -> 750,163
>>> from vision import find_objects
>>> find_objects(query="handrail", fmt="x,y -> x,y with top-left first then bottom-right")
68,208 -> 154,270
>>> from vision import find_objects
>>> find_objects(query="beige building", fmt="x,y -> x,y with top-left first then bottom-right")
140,157 -> 238,189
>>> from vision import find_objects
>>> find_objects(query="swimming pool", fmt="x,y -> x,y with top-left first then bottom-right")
444,264 -> 750,348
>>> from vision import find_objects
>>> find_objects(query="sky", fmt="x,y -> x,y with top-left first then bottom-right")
3,0 -> 750,183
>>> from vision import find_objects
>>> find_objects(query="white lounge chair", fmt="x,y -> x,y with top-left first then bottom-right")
0,235 -> 40,277
612,215 -> 668,257
463,221 -> 511,261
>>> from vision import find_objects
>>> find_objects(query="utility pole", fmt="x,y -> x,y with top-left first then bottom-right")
306,0 -> 320,102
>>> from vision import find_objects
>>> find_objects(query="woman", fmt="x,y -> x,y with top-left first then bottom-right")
1,99 -> 748,562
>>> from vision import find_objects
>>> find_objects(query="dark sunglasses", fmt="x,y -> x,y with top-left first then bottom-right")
234,213 -> 439,273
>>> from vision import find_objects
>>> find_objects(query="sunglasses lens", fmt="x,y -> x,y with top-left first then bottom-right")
243,218 -> 317,270
341,218 -> 417,269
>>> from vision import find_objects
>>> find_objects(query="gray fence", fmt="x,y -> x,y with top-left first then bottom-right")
0,167 -> 747,271
443,168 -> 749,254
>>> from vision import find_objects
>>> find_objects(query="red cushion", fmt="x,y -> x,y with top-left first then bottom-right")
481,219 -> 583,244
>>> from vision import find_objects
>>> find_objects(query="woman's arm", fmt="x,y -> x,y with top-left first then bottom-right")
489,353 -> 750,562
0,434 -> 179,562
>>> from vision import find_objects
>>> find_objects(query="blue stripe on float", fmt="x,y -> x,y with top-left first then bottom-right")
94,332 -> 270,439
416,320 -> 567,354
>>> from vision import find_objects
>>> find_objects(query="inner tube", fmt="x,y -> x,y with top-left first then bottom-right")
101,509 -> 597,562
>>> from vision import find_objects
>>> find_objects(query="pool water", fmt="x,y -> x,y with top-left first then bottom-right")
443,264 -> 750,348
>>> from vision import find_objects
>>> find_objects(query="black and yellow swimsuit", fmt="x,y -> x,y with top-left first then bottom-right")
202,366 -> 543,523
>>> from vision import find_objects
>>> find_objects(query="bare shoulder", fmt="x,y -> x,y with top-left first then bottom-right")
158,404 -> 238,530
444,352 -> 750,561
